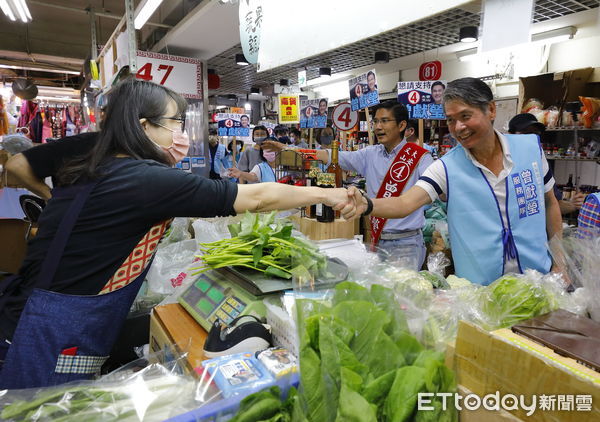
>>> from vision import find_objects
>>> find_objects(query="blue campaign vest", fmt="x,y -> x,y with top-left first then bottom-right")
258,161 -> 277,182
442,134 -> 551,285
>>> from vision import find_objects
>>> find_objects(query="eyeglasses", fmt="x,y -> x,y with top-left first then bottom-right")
163,116 -> 186,131
371,118 -> 396,126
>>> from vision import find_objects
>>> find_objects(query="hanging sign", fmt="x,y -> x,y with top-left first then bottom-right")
135,51 -> 203,99
348,69 -> 380,111
278,94 -> 300,124
419,61 -> 442,81
397,80 -> 447,120
332,103 -> 359,131
300,98 -> 328,128
239,0 -> 264,64
217,113 -> 251,137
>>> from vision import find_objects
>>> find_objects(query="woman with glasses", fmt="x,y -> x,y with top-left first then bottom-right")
0,78 -> 355,389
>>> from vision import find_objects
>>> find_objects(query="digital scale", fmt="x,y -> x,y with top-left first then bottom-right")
178,258 -> 349,331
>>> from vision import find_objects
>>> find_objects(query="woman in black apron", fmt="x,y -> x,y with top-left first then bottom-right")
0,79 -> 355,389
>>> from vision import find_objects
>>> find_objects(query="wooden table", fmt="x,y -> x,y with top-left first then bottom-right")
149,303 -> 208,375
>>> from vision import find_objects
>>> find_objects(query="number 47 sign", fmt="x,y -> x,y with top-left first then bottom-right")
332,103 -> 359,131
135,51 -> 203,99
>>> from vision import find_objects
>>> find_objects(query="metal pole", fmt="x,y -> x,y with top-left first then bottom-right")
125,0 -> 137,72
89,8 -> 98,60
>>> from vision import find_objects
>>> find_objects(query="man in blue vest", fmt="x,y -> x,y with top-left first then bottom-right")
346,77 -> 563,285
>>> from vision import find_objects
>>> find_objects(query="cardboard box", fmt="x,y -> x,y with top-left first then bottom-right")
518,68 -> 597,122
453,321 -> 600,421
149,303 -> 208,374
290,215 -> 359,241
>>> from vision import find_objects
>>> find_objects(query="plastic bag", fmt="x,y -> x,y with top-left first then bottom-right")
0,351 -> 199,421
160,217 -> 191,245
192,216 -> 239,244
549,227 -> 600,321
146,239 -> 198,295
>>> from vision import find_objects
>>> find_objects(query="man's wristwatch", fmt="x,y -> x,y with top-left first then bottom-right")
358,189 -> 373,217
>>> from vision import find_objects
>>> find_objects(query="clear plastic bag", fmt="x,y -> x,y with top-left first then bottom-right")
0,352 -> 199,421
146,239 -> 198,295
161,218 -> 192,245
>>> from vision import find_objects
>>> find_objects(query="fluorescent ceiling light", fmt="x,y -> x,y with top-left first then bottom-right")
456,48 -> 478,62
0,64 -> 80,75
134,0 -> 164,30
244,102 -> 251,110
9,0 -> 30,23
531,26 -> 576,43
0,0 -> 16,21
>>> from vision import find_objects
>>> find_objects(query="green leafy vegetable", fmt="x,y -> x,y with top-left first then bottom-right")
192,211 -> 327,279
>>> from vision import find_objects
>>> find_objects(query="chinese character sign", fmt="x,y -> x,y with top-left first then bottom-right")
349,69 -> 380,111
300,98 -> 328,128
397,80 -> 447,120
217,113 -> 251,137
278,95 -> 300,124
512,169 -> 540,219
239,0 -> 263,64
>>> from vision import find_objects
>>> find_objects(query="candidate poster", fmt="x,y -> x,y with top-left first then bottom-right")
397,80 -> 446,120
349,69 -> 380,111
217,113 -> 251,137
300,98 -> 328,128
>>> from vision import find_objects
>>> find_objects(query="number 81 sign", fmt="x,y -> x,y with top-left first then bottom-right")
332,103 -> 359,131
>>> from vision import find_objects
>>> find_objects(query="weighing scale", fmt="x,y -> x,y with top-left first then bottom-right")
178,257 -> 349,331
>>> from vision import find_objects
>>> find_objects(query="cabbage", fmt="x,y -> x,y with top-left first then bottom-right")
446,275 -> 472,289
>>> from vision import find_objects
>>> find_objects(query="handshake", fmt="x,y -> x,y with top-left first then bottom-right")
327,186 -> 370,220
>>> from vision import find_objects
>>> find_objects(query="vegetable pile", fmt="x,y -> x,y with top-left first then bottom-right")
482,274 -> 559,328
295,281 -> 457,422
192,212 -> 327,279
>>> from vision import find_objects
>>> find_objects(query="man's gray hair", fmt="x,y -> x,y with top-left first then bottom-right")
443,77 -> 494,112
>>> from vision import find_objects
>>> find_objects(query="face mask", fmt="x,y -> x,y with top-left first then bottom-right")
254,136 -> 267,144
278,136 -> 290,144
152,128 -> 190,165
263,151 -> 277,162
320,135 -> 333,146
236,144 -> 242,152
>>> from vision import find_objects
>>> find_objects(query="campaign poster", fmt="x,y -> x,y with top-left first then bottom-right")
278,95 -> 300,124
300,98 -> 328,128
349,69 -> 380,111
397,80 -> 447,120
217,113 -> 251,137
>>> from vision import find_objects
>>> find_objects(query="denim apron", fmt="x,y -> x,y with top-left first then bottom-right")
0,176 -> 153,389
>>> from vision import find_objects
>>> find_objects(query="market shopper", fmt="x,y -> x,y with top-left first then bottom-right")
0,79 -> 355,389
345,77 -> 563,285
290,128 -> 308,148
208,130 -> 228,179
237,125 -> 268,174
228,139 -> 278,183
264,101 -> 434,268
508,113 -> 586,215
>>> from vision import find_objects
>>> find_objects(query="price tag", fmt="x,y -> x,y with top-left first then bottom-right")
332,103 -> 359,131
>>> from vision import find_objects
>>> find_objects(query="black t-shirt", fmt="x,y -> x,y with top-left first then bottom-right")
0,157 -> 238,340
21,132 -> 98,179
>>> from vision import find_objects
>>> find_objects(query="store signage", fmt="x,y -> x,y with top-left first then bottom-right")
278,95 -> 300,124
217,113 -> 251,137
332,103 -> 359,131
298,70 -> 307,88
397,80 -> 447,120
135,51 -> 203,99
419,61 -> 442,81
348,69 -> 380,112
239,0 -> 264,64
300,98 -> 328,128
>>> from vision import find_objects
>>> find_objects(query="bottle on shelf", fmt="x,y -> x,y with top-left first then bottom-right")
306,163 -> 321,219
563,174 -> 574,200
327,140 -> 343,188
315,173 -> 336,223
